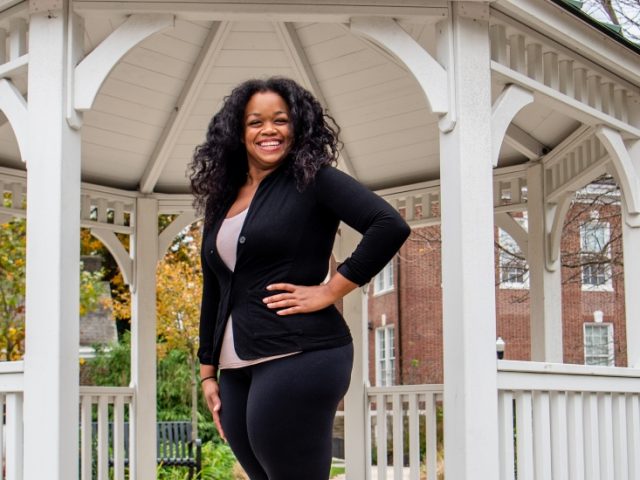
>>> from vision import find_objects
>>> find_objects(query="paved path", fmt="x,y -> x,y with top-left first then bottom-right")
332,467 -> 412,480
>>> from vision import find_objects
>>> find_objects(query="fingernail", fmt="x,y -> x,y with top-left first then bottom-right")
266,285 -> 273,290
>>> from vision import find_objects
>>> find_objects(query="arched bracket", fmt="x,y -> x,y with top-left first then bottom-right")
491,84 -> 534,167
90,227 -> 133,286
546,192 -> 574,270
74,14 -> 174,112
0,79 -> 27,161
495,212 -> 528,262
596,126 -> 640,226
349,16 -> 453,131
157,211 -> 199,262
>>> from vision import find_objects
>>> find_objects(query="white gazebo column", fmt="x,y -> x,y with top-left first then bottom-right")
623,142 -> 640,367
337,225 -> 369,480
526,163 -> 563,362
438,4 -> 499,478
23,0 -> 82,479
131,197 -> 159,479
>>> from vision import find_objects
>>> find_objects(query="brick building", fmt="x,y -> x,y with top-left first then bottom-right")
367,196 -> 627,386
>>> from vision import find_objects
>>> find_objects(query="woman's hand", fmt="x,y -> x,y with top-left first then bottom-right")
202,378 -> 226,442
264,274 -> 358,315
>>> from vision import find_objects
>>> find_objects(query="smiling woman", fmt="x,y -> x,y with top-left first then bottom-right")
188,77 -> 410,480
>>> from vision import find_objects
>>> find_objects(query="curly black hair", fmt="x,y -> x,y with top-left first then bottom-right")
189,77 -> 341,228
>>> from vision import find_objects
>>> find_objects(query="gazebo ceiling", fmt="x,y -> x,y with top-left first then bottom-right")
0,11 -> 599,193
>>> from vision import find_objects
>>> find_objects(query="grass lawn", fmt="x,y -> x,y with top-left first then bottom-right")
329,465 -> 345,478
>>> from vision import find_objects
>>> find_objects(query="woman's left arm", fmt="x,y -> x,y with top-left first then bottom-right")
263,167 -> 410,315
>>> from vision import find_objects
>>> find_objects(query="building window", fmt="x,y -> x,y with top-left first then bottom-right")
375,325 -> 395,386
580,219 -> 612,290
373,261 -> 394,295
584,323 -> 614,366
498,215 -> 528,289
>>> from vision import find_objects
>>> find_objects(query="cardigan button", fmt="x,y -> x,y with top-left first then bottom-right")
238,236 -> 246,244
209,249 -> 214,254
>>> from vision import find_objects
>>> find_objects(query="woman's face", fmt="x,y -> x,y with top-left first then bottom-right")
243,91 -> 293,174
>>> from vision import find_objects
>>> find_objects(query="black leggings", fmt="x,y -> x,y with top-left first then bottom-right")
218,343 -> 353,480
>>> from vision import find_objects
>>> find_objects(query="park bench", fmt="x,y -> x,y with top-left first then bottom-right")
93,420 -> 202,479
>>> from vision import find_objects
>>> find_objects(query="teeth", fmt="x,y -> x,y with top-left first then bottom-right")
258,141 -> 281,147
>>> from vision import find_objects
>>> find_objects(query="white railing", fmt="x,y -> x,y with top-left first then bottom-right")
0,361 -> 24,480
497,361 -> 640,480
79,386 -> 135,480
366,384 -> 444,480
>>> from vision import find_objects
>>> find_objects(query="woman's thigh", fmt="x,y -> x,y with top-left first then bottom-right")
246,343 -> 353,480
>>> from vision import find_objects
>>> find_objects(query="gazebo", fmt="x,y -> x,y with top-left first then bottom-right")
0,0 -> 639,478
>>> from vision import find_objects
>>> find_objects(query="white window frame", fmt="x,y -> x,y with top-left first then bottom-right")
580,220 -> 613,292
375,325 -> 395,387
583,322 -> 614,366
373,260 -> 394,295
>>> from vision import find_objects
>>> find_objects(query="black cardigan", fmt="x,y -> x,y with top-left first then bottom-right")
197,165 -> 410,367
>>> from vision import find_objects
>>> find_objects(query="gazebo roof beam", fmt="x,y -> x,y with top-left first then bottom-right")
504,124 -> 547,160
73,1 -> 449,23
139,21 -> 230,194
274,21 -> 358,179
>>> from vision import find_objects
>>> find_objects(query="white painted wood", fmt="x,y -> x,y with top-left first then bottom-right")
113,395 -> 126,480
598,394 -> 615,480
547,192 -> 573,267
339,225 -> 368,480
131,197 -> 159,480
533,391 -> 552,480
8,17 -> 26,60
0,79 -> 27,161
97,395 -> 109,480
376,393 -> 387,480
408,394 -> 419,480
350,17 -> 448,117
508,34 -> 525,74
6,393 -> 23,480
526,163 -> 563,362
583,393 -> 600,480
490,24 -> 507,64
495,212 -> 528,259
23,3 -> 81,479
611,394 -> 628,480
439,4 -> 499,479
0,394 -> 4,479
498,391 -> 516,480
139,21 -> 228,193
0,27 -> 6,64
550,392 -> 569,480
157,211 -> 198,261
526,43 -> 542,82
392,394 -> 403,479
491,62 -> 640,139
567,392 -> 585,480
80,394 -> 92,480
0,54 -> 28,80
425,392 -> 437,480
504,124 -> 547,160
75,14 -> 175,111
515,392 -> 534,480
543,51 -> 559,90
491,84 -> 534,166
91,227 -> 133,285
626,395 -> 640,479
622,195 -> 640,369
596,127 -> 640,219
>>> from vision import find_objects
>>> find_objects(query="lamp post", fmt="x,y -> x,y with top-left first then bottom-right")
496,337 -> 506,360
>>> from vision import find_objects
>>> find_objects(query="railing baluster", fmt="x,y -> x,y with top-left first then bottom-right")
408,394 -> 419,480
583,393 -> 600,480
611,393 -> 628,480
425,393 -> 437,480
97,395 -> 109,480
627,394 -> 640,479
567,391 -> 585,480
533,391 -> 552,480
550,391 -> 569,480
6,393 -> 23,480
80,395 -> 93,480
0,394 -> 4,480
515,391 -> 534,480
598,394 -> 614,480
113,395 -> 126,480
392,394 -> 403,480
498,390 -> 515,480
376,393 -> 387,480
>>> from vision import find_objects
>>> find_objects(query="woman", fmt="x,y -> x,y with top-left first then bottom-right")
190,77 -> 410,480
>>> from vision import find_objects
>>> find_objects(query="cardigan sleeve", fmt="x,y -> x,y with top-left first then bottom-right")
314,166 -> 411,286
197,238 -> 221,366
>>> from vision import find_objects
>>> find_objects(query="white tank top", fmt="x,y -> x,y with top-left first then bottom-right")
216,208 -> 299,369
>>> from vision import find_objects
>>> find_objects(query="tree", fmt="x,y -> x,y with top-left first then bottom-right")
156,221 -> 203,440
582,0 -> 640,42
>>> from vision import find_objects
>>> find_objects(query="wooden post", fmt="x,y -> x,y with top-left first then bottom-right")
338,225 -> 369,480
527,163 -> 564,362
23,0 -> 82,478
438,3 -> 500,478
131,197 -> 159,480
